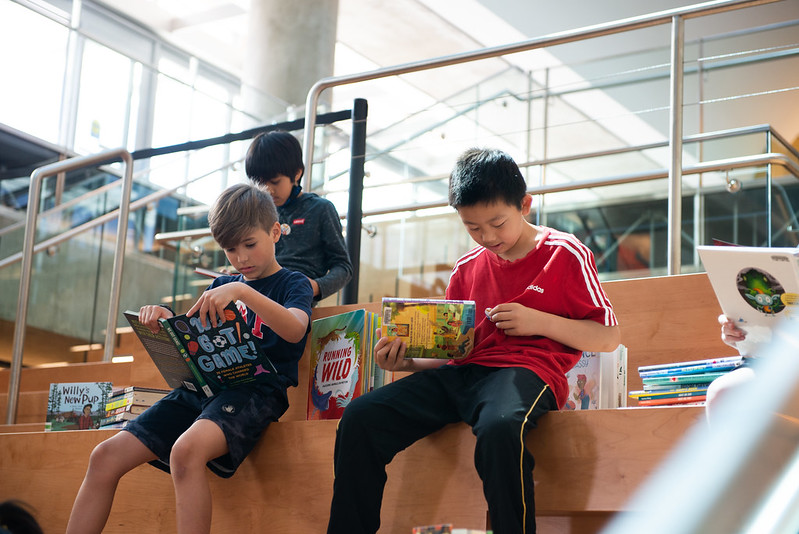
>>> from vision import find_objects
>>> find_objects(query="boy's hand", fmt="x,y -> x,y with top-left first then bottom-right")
187,283 -> 243,328
487,303 -> 542,337
374,329 -> 413,372
138,305 -> 173,334
719,314 -> 746,347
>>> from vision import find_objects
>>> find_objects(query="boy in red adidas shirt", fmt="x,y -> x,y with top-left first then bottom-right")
326,148 -> 620,534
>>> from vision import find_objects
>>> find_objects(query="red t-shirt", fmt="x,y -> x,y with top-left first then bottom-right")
446,227 -> 618,408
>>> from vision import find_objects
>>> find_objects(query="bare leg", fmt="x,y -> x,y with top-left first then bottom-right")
66,431 -> 157,534
169,419 -> 229,534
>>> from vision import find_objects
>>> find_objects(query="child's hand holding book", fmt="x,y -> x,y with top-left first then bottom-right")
374,332 -> 413,372
138,305 -> 174,334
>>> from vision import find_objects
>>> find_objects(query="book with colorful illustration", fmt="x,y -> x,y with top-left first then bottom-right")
381,298 -> 476,359
307,309 -> 379,420
564,344 -> 627,410
697,245 -> 799,357
46,382 -> 114,431
124,302 -> 278,398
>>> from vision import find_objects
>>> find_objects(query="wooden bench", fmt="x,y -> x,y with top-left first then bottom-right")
0,273 -> 734,533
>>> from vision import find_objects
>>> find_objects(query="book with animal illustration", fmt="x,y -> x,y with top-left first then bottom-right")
697,245 -> 799,357
380,298 -> 476,359
307,309 -> 378,420
124,302 -> 278,397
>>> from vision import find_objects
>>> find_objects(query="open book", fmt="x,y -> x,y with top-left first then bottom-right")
124,302 -> 278,397
697,245 -> 799,357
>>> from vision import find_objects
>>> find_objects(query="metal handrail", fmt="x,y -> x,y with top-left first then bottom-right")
301,0 -> 782,275
149,152 -> 799,244
0,157 -> 243,271
0,150 -> 192,240
6,148 -> 134,424
312,124 -> 799,195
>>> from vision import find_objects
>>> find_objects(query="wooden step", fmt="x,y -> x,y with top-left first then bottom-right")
0,422 -> 46,434
0,406 -> 704,534
0,361 -> 134,394
0,390 -> 50,424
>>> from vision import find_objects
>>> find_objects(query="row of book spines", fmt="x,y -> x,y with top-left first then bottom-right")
628,388 -> 708,401
104,389 -> 169,411
101,388 -> 168,427
638,361 -> 743,378
637,355 -> 743,373
362,313 -> 394,394
636,395 -> 707,407
98,420 -> 133,429
643,382 -> 709,392
642,371 -> 728,386
105,404 -> 149,417
99,411 -> 139,426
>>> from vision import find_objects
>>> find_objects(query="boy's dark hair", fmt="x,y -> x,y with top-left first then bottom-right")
245,130 -> 305,186
208,183 -> 278,249
0,500 -> 44,534
448,148 -> 527,209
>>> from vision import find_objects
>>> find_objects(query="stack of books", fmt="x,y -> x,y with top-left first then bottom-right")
99,386 -> 170,429
628,355 -> 745,406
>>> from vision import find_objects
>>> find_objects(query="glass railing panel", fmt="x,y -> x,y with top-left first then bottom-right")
0,169 -> 176,263
0,219 -> 180,358
688,131 -> 772,165
320,16 -> 797,215
681,19 -> 799,140
0,162 -> 231,355
352,176 -> 799,301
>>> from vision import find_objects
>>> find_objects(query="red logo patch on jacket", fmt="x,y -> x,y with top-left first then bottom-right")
292,218 -> 305,225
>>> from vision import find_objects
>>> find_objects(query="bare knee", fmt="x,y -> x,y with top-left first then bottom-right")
169,439 -> 209,482
86,439 -> 128,483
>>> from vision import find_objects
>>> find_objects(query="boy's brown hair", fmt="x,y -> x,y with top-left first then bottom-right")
208,183 -> 278,249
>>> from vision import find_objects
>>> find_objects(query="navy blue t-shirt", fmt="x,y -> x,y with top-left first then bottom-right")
208,268 -> 313,388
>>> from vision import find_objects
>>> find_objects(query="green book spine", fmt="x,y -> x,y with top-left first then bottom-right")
159,318 -> 214,397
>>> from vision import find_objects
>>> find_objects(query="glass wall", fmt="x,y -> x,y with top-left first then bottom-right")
2,0 -> 798,344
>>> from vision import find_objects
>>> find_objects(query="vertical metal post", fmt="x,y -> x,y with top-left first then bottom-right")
301,84 -> 323,193
342,99 -> 368,305
667,15 -> 685,275
766,131 -> 773,246
6,148 -> 133,424
693,37 -> 706,267
537,68 -> 550,227
102,151 -> 134,361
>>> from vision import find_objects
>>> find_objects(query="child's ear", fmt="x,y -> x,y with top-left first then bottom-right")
293,169 -> 303,185
521,194 -> 533,216
270,221 -> 281,242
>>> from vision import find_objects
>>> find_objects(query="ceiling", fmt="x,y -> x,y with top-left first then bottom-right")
93,0 -> 790,86
5,0 -> 796,196
89,0 -> 799,152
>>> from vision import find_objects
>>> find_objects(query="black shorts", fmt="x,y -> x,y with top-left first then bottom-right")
124,384 -> 288,478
